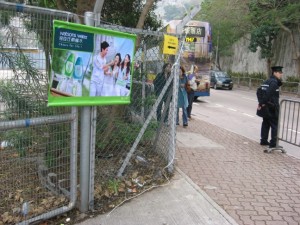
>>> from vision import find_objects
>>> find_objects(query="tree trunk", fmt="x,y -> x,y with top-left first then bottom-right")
267,58 -> 271,78
135,0 -> 156,48
136,0 -> 155,29
56,0 -> 67,11
76,0 -> 97,23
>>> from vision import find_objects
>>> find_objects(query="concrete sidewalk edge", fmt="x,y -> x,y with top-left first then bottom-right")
175,167 -> 239,225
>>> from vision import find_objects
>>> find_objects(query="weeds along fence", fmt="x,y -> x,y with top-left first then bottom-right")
231,76 -> 300,96
0,2 -> 180,224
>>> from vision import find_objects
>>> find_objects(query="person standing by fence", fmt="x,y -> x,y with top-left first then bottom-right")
186,65 -> 199,119
154,63 -> 172,123
258,66 -> 283,148
177,66 -> 189,127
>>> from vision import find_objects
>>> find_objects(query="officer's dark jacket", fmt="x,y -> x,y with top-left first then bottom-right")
261,75 -> 282,115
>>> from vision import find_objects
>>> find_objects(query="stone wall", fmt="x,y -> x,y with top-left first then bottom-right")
219,29 -> 299,78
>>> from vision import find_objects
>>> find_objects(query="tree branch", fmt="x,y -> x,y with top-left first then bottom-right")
56,0 -> 67,11
136,0 -> 155,29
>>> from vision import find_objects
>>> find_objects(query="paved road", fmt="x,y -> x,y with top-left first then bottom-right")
191,88 -> 300,158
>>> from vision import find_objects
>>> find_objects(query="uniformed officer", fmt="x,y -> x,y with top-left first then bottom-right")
260,66 -> 283,148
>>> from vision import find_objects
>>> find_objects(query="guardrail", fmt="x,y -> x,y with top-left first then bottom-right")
277,99 -> 300,150
231,76 -> 300,96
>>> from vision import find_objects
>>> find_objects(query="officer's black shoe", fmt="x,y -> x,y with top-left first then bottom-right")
269,144 -> 276,148
260,141 -> 270,146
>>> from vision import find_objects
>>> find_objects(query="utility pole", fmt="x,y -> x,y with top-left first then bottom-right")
215,29 -> 219,70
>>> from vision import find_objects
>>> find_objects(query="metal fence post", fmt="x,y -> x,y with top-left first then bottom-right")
141,43 -> 147,121
79,11 -> 95,213
80,107 -> 91,212
168,62 -> 179,173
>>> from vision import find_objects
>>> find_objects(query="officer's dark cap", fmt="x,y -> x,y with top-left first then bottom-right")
271,66 -> 283,72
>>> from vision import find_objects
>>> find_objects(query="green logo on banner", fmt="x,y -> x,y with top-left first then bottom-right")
54,28 -> 94,52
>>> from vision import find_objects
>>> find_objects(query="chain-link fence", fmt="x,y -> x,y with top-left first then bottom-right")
0,2 -> 80,224
88,22 -> 180,212
0,2 -> 181,224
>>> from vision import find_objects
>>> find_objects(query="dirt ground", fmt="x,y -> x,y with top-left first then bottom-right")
0,144 -> 172,225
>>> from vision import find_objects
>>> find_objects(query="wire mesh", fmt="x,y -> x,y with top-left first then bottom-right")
90,23 -> 178,211
0,3 -> 180,223
0,5 -> 77,224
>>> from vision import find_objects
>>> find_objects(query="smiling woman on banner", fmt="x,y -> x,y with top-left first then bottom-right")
115,54 -> 131,96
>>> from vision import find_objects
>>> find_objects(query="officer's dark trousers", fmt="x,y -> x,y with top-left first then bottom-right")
261,117 -> 278,146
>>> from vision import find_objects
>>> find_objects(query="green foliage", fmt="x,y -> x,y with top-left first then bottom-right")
0,47 -> 49,119
27,0 -> 162,30
248,0 -> 300,60
198,0 -> 300,70
0,10 -> 14,26
107,179 -> 121,195
197,0 -> 251,57
249,25 -> 279,59
227,71 -> 266,79
248,1 -> 280,59
101,0 -> 162,30
286,76 -> 300,83
2,130 -> 33,157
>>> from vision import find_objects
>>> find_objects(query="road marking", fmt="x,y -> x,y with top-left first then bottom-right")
227,108 -> 237,112
242,97 -> 257,102
242,113 -> 255,118
215,104 -> 224,107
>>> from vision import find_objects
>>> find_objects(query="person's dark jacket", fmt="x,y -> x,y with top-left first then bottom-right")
153,72 -> 172,100
261,75 -> 282,117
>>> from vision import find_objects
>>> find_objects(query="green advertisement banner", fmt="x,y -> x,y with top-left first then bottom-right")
48,20 -> 137,107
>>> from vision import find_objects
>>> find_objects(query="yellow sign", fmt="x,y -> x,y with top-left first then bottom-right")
163,34 -> 178,55
185,37 -> 197,42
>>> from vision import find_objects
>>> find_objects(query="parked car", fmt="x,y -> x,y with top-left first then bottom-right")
210,71 -> 233,90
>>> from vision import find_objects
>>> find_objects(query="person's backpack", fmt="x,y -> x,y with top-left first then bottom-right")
256,83 -> 269,105
256,81 -> 272,118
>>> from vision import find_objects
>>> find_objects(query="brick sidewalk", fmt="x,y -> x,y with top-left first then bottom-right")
176,119 -> 300,225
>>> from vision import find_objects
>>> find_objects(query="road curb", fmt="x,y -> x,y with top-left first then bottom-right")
175,167 -> 240,225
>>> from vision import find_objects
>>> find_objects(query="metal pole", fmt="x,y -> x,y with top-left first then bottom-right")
94,0 -> 105,27
141,43 -> 146,121
215,30 -> 219,69
89,106 -> 97,210
168,62 -> 179,173
80,106 -> 91,212
79,11 -> 95,213
0,114 -> 74,131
